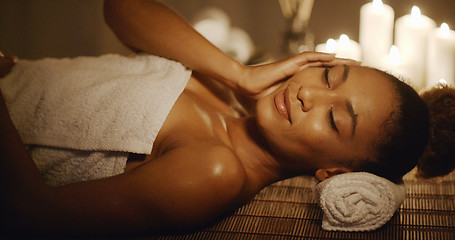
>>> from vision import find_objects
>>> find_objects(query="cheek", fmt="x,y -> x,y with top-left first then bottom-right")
292,111 -> 326,141
290,115 -> 331,156
309,120 -> 323,133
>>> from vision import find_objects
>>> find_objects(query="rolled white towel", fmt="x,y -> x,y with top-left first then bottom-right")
314,172 -> 406,232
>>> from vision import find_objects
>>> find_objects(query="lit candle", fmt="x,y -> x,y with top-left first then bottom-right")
192,7 -> 231,49
337,34 -> 362,60
315,34 -> 361,61
359,0 -> 394,67
438,79 -> 448,86
426,23 -> 455,89
326,38 -> 338,53
316,38 -> 336,53
379,45 -> 416,84
395,6 -> 436,89
315,38 -> 337,54
223,27 -> 255,64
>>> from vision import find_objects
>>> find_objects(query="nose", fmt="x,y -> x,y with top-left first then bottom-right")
297,86 -> 334,112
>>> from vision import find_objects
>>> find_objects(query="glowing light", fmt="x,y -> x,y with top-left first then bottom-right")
194,19 -> 229,47
372,0 -> 384,12
326,38 -> 337,53
440,23 -> 450,38
389,45 -> 401,65
439,78 -> 448,85
411,6 -> 422,25
339,34 -> 350,49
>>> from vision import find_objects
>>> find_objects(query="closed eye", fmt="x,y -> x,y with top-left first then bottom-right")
329,107 -> 338,133
324,67 -> 331,88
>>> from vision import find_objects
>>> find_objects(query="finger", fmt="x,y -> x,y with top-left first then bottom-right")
322,59 -> 361,67
297,61 -> 326,71
0,56 -> 17,78
296,58 -> 361,71
332,57 -> 361,65
279,52 -> 337,76
0,56 -> 17,64
292,51 -> 336,64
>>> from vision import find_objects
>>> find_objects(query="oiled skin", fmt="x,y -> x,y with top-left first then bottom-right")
0,0 -> 357,237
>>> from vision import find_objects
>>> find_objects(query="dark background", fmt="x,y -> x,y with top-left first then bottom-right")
1,0 -> 454,59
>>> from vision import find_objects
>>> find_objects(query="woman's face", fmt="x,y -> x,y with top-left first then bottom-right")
256,65 -> 396,172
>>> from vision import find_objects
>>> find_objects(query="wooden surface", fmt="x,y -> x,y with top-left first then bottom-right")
124,169 -> 455,240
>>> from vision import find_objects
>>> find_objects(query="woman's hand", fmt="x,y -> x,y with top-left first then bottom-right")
237,52 -> 360,99
0,52 -> 17,78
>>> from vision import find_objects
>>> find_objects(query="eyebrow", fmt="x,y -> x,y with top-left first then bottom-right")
341,65 -> 357,136
342,64 -> 349,82
346,100 -> 357,136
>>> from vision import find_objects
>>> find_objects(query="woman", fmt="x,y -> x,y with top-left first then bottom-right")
1,0 -> 454,237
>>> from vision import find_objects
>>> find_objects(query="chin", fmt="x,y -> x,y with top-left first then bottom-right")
255,96 -> 285,151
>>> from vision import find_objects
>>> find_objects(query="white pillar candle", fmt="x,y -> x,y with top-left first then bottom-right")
359,0 -> 394,68
438,79 -> 448,86
426,23 -> 455,89
223,27 -> 255,64
379,45 -> 417,85
337,34 -> 362,60
395,6 -> 436,89
192,7 -> 231,49
315,34 -> 361,61
315,38 -> 337,54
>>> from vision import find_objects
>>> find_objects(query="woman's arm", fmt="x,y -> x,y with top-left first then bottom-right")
0,54 -> 244,236
104,0 -> 243,90
0,52 -> 16,78
0,54 -> 46,194
0,89 -> 55,233
1,107 -> 245,237
103,0 -> 357,97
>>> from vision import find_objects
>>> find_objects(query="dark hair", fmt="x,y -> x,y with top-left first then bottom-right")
418,85 -> 455,178
356,70 -> 431,183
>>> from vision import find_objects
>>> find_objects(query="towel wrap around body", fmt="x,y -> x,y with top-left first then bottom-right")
0,54 -> 192,186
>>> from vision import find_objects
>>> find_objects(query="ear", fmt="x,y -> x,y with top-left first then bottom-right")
315,167 -> 352,181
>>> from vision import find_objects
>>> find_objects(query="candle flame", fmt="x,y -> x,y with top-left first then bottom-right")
411,6 -> 422,25
389,45 -> 401,65
440,23 -> 450,38
326,38 -> 337,53
339,34 -> 350,49
372,0 -> 383,12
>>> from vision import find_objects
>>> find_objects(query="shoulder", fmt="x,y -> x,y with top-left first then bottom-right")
127,143 -> 247,229
138,142 -> 247,186
167,144 -> 247,196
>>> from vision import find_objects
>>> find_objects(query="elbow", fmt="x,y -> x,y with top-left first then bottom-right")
103,0 -> 153,24
102,0 -> 145,52
103,0 -> 122,29
103,0 -> 139,29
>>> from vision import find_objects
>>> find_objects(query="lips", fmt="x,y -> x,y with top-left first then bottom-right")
274,88 -> 291,122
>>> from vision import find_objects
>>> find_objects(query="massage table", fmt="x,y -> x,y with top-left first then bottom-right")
121,169 -> 455,240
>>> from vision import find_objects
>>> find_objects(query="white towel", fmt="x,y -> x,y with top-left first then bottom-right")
314,172 -> 406,232
0,54 -> 191,154
28,145 -> 129,187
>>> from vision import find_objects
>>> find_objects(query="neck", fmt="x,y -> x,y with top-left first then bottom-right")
225,117 -> 285,191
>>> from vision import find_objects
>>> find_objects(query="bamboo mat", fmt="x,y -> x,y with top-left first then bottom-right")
125,170 -> 455,240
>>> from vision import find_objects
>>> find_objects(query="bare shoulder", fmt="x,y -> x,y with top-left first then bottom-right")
164,144 -> 248,198
126,143 -> 248,230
